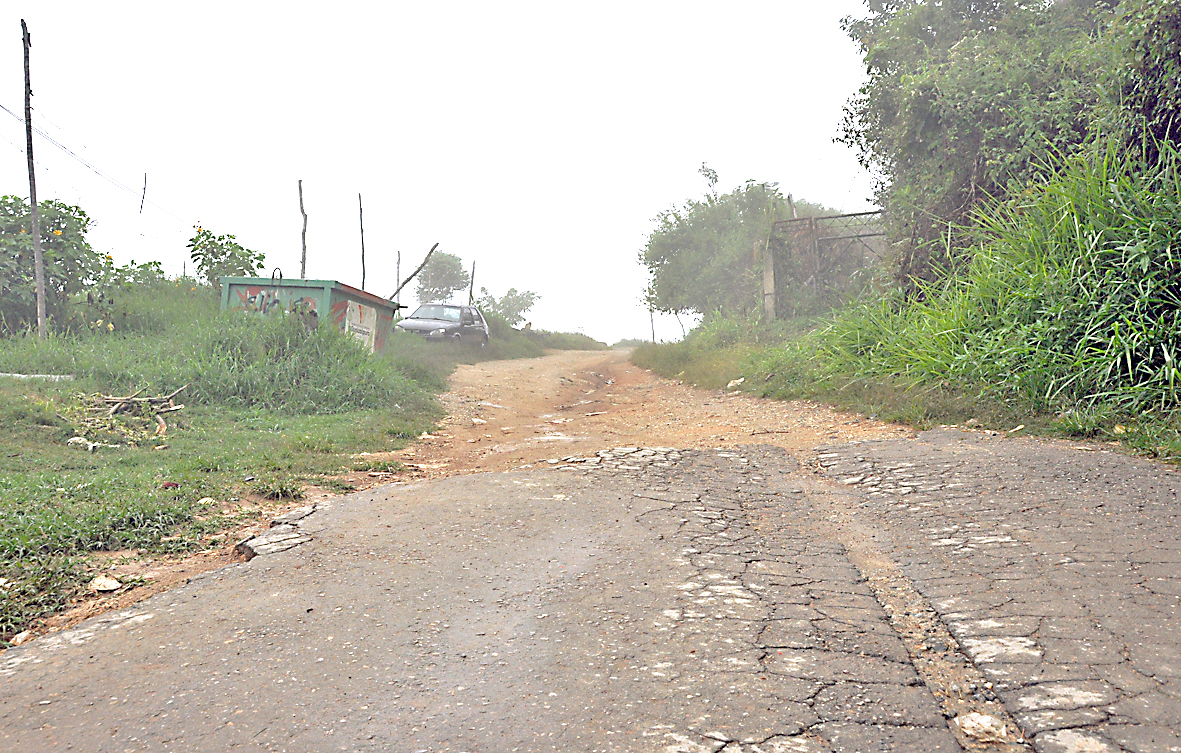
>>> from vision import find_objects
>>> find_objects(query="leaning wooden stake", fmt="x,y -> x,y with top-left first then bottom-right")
388,243 -> 439,301
21,20 -> 45,340
299,180 -> 308,278
468,260 -> 476,304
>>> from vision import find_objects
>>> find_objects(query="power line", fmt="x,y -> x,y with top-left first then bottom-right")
0,102 -> 184,222
0,125 -> 89,200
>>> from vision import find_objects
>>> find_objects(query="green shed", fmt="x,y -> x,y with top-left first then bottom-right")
219,276 -> 403,353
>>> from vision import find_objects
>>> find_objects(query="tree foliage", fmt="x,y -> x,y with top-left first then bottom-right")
476,287 -> 539,326
415,251 -> 470,303
840,0 -> 1121,285
187,225 -> 265,288
0,196 -> 101,333
1117,0 -> 1181,160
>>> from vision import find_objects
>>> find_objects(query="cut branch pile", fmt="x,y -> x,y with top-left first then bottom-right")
59,385 -> 190,446
100,385 -> 188,437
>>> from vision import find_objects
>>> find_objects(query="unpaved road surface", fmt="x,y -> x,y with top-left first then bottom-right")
2,351 -> 1180,752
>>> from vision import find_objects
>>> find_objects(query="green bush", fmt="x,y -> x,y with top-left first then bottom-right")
0,197 -> 101,333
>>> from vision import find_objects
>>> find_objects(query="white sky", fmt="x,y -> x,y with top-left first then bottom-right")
1,1 -> 875,344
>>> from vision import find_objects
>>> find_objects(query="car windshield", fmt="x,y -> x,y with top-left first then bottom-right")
409,305 -> 462,322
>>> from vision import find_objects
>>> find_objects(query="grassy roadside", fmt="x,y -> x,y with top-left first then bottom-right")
636,146 -> 1181,462
0,283 -> 604,641
633,315 -> 1181,461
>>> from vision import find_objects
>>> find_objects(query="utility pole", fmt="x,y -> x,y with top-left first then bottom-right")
468,260 -> 476,304
22,20 -> 45,340
298,180 -> 307,278
396,250 -> 401,309
650,309 -> 656,343
358,193 -> 366,290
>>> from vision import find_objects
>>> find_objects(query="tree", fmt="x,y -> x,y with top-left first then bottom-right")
187,225 -> 265,288
476,287 -> 539,326
839,0 -> 1120,286
0,196 -> 101,333
415,251 -> 470,303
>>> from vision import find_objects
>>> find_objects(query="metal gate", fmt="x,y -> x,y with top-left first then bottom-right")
763,210 -> 885,319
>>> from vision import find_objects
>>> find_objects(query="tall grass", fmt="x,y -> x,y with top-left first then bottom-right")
0,312 -> 424,414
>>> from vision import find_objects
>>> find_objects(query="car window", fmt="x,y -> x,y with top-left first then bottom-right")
461,309 -> 474,325
410,305 -> 461,322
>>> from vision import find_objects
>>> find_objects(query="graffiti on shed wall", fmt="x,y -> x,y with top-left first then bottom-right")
223,278 -> 395,353
234,286 -> 319,316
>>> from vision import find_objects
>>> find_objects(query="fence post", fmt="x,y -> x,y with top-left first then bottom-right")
762,240 -> 776,321
299,180 -> 308,279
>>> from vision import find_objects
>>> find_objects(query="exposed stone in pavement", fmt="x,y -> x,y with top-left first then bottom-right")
816,427 -> 1181,752
234,503 -> 320,559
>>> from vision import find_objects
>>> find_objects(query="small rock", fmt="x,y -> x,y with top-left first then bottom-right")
90,575 -> 122,593
66,436 -> 96,452
954,712 -> 1008,742
197,497 -> 216,506
10,630 -> 33,646
726,377 -> 745,390
471,418 -> 487,425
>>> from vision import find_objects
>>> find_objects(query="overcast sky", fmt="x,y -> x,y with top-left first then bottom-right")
1,1 -> 875,344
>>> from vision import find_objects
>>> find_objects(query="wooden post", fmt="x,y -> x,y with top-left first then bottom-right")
762,240 -> 776,321
21,20 -> 45,340
396,249 -> 401,308
468,260 -> 476,304
650,308 -> 655,343
139,173 -> 147,213
358,192 -> 366,290
298,180 -> 307,278
810,217 -> 820,281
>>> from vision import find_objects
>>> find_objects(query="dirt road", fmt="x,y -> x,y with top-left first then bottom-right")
390,349 -> 909,477
2,350 -> 1179,752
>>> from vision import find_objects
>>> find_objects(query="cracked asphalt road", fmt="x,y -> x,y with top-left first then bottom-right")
1,352 -> 1179,752
817,428 -> 1181,752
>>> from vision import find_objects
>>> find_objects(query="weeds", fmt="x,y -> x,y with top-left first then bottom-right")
352,458 -> 402,473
